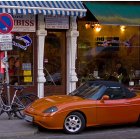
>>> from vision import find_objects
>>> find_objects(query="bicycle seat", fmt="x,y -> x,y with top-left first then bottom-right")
14,86 -> 24,90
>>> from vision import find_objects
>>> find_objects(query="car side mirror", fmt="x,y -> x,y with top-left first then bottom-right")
100,95 -> 110,103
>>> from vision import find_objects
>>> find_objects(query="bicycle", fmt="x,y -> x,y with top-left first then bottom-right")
0,82 -> 37,119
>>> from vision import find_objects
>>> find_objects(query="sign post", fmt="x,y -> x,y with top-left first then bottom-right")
0,13 -> 14,106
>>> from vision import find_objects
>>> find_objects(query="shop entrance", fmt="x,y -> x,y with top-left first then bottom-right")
44,31 -> 66,96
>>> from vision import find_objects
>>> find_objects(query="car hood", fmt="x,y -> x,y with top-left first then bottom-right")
26,95 -> 84,113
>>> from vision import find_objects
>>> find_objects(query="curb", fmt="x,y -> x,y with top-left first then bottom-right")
0,129 -> 38,138
0,115 -> 38,138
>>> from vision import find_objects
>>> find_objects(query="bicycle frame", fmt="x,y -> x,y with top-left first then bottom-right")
0,90 -> 11,112
0,84 -> 25,118
10,89 -> 25,110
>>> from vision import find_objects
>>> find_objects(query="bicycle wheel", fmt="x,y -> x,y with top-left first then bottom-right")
15,110 -> 25,119
28,94 -> 38,101
23,93 -> 38,102
19,93 -> 38,103
18,95 -> 32,107
13,96 -> 32,119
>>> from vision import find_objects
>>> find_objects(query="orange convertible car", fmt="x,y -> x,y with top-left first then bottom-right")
24,81 -> 140,134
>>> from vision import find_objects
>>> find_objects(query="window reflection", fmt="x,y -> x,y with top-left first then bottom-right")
0,32 -> 34,85
77,23 -> 140,86
44,32 -> 65,86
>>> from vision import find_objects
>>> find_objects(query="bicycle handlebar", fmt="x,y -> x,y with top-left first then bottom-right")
14,86 -> 24,91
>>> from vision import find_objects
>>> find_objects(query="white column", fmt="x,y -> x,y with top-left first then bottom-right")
66,16 -> 79,94
36,14 -> 47,98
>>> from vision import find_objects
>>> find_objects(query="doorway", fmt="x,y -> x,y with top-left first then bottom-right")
44,31 -> 66,96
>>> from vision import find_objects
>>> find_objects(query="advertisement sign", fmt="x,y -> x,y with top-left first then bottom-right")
12,14 -> 36,32
23,70 -> 32,76
22,63 -> 31,70
45,15 -> 69,29
24,77 -> 32,82
12,34 -> 32,50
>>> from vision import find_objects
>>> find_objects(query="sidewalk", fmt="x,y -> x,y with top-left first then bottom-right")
0,113 -> 38,138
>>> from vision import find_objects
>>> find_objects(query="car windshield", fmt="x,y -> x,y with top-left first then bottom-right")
70,82 -> 102,98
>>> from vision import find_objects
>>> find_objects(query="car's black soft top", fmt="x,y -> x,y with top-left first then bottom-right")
87,80 -> 125,88
87,80 -> 136,98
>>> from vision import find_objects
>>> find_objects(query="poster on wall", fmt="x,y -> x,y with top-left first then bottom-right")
12,14 -> 36,32
24,77 -> 32,82
45,15 -> 69,29
23,70 -> 32,76
22,63 -> 31,70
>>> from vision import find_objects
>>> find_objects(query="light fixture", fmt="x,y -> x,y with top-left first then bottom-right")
85,22 -> 102,32
120,25 -> 126,32
85,23 -> 90,29
94,23 -> 102,32
91,23 -> 95,29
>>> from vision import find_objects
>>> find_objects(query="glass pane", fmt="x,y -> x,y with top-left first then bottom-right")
44,31 -> 65,86
77,22 -> 140,86
0,32 -> 34,85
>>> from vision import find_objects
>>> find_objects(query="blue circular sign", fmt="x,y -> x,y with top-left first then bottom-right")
0,13 -> 14,34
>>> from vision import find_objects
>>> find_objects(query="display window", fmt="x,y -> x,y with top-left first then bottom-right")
44,31 -> 66,86
77,22 -> 140,86
0,32 -> 35,85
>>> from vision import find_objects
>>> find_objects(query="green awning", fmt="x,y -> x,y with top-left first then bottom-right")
84,2 -> 140,25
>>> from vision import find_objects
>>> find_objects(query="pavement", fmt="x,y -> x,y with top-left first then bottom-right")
0,112 -> 38,138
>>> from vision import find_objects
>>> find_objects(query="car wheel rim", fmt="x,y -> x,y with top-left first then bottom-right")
65,115 -> 82,133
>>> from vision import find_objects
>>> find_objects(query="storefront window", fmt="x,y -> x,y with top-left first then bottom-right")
0,32 -> 34,85
77,22 -> 140,86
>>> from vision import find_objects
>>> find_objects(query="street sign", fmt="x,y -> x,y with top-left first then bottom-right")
0,13 -> 14,34
0,34 -> 12,42
0,42 -> 13,51
0,34 -> 13,50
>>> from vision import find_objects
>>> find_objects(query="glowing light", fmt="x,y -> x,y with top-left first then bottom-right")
120,25 -> 126,32
85,23 -> 90,29
94,24 -> 102,32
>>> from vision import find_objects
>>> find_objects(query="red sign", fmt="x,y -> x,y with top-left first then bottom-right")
0,13 -> 14,34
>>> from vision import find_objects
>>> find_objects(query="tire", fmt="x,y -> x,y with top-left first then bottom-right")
136,115 -> 140,126
64,112 -> 86,134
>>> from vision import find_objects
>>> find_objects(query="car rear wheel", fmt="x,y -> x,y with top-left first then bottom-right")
64,112 -> 85,134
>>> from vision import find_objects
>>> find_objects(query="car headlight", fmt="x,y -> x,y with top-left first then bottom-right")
43,106 -> 58,113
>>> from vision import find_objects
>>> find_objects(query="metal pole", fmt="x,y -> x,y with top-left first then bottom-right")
4,51 -> 10,105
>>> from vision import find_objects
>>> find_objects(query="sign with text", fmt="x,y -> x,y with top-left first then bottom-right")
12,14 -> 36,32
0,34 -> 13,50
24,76 -> 32,82
0,42 -> 13,51
45,15 -> 69,29
0,34 -> 12,42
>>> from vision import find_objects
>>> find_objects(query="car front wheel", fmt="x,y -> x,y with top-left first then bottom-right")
64,112 -> 86,134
